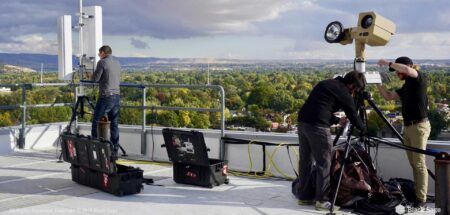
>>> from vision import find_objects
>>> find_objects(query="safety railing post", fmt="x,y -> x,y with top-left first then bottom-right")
219,86 -> 226,160
18,85 -> 26,149
141,87 -> 147,155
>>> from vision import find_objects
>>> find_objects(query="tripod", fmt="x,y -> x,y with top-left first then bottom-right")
327,90 -> 368,214
327,90 -> 435,214
58,92 -> 127,161
58,93 -> 96,162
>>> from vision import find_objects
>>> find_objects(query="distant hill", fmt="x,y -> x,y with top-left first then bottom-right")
0,53 -> 180,71
0,52 -> 449,72
0,64 -> 36,73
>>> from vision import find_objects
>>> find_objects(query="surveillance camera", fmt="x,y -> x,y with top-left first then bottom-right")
324,12 -> 396,84
354,12 -> 396,46
324,12 -> 395,47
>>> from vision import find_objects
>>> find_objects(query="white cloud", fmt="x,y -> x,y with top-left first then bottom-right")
0,34 -> 56,54
100,0 -> 297,38
0,0 -> 449,59
130,38 -> 150,49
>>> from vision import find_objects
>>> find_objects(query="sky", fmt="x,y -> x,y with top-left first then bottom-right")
0,0 -> 449,60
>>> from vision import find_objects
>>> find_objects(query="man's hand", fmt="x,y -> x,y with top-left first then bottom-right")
339,117 -> 348,127
377,59 -> 390,67
84,72 -> 93,80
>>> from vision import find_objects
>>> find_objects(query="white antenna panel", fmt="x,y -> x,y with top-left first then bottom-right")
82,6 -> 102,71
57,15 -> 73,80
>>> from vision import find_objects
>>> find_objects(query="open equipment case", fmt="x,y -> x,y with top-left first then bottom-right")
61,133 -> 144,196
162,128 -> 229,188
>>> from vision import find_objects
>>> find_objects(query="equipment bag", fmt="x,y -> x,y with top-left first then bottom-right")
354,192 -> 404,215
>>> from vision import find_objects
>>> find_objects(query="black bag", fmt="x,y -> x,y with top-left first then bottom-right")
388,178 -> 417,203
354,192 -> 404,215
330,148 -> 385,206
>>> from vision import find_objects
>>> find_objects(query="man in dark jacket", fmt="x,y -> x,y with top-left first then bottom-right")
91,45 -> 121,152
295,71 -> 366,211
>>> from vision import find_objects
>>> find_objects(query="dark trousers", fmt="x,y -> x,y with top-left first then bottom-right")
91,95 -> 120,147
296,123 -> 332,202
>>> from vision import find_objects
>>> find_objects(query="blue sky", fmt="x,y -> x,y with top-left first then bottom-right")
0,0 -> 449,60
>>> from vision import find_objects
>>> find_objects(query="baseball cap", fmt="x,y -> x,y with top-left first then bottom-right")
389,56 -> 413,71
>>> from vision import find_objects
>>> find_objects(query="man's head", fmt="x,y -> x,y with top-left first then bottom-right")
390,56 -> 413,80
343,71 -> 366,94
98,45 -> 112,59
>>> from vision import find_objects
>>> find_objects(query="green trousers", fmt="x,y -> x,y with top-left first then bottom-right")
403,121 -> 431,202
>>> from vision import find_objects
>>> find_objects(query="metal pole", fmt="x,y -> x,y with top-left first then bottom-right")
219,86 -> 225,159
79,0 -> 83,60
18,86 -> 26,149
78,0 -> 85,96
74,87 -> 78,132
207,62 -> 210,85
40,63 -> 43,84
141,87 -> 147,155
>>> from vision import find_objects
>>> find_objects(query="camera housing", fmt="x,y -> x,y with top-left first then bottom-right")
353,12 -> 396,46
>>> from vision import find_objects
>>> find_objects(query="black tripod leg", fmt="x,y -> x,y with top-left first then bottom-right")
57,151 -> 64,163
328,124 -> 354,215
67,98 -> 82,132
333,126 -> 344,147
328,140 -> 351,215
118,144 -> 127,156
86,97 -> 96,111
366,98 -> 403,141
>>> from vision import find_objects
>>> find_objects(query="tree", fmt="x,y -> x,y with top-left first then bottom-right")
189,112 -> 210,129
428,109 -> 446,139
367,111 -> 385,136
270,91 -> 295,112
178,111 -> 191,127
254,116 -> 271,131
157,111 -> 180,127
247,84 -> 275,109
119,107 -> 141,125
0,112 -> 13,126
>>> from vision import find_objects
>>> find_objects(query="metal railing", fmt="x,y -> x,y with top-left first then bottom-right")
0,83 -> 226,158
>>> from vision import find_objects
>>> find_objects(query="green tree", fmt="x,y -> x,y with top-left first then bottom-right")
0,112 -> 13,126
247,84 -> 275,109
157,111 -> 180,127
254,116 -> 271,131
428,109 -> 446,139
367,111 -> 385,136
190,113 -> 210,129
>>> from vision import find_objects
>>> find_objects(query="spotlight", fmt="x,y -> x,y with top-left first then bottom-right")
324,21 -> 345,43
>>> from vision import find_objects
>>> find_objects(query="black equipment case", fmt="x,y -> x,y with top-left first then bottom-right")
162,128 -> 229,188
61,133 -> 143,196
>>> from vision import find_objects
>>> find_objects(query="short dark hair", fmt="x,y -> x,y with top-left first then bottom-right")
343,70 -> 366,90
99,45 -> 112,55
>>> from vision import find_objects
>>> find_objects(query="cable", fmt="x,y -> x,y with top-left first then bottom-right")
266,142 -> 296,179
224,137 -> 300,180
286,145 -> 299,177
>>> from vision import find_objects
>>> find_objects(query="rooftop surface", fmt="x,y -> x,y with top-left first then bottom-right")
0,151 -> 436,215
